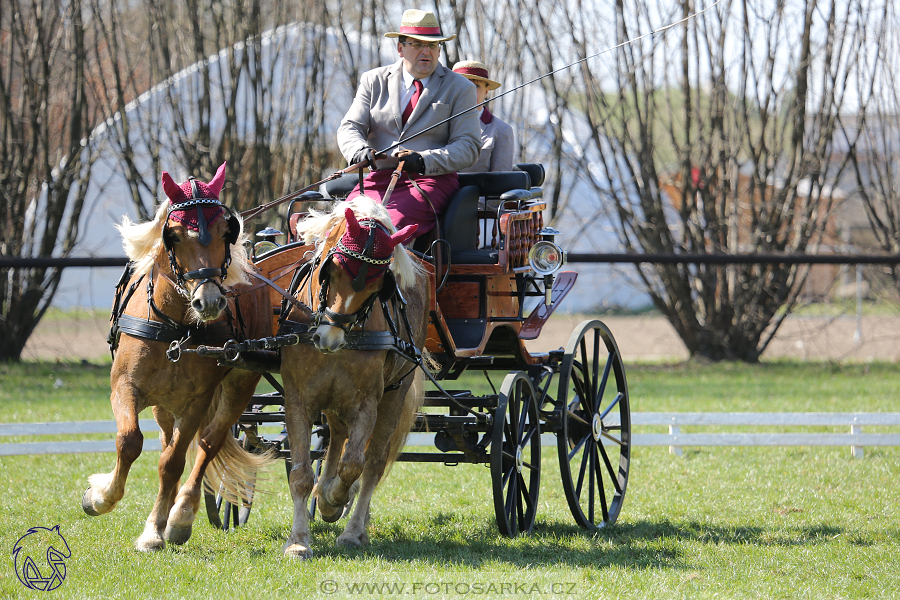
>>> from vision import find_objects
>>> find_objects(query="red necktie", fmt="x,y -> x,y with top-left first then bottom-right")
402,79 -> 423,125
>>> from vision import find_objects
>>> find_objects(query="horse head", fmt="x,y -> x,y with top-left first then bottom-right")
312,206 -> 417,353
160,162 -> 242,321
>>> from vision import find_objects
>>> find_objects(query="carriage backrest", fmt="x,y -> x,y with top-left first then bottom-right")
323,175 -> 359,199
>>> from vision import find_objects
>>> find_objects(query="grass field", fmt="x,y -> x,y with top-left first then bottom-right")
1,360 -> 899,599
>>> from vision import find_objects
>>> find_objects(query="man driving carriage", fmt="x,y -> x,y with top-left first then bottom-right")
336,9 -> 481,242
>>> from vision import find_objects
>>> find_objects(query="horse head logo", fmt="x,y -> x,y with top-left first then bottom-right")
12,525 -> 71,591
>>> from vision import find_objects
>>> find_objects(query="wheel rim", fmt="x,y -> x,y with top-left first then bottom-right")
556,320 -> 630,529
492,371 -> 541,537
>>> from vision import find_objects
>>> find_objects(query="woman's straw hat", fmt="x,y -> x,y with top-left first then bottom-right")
452,60 -> 501,91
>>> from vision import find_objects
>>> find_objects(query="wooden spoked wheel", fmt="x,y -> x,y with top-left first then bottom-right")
491,371 -> 541,536
556,320 -> 631,530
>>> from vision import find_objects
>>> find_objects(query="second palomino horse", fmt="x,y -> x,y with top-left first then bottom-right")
280,196 -> 430,558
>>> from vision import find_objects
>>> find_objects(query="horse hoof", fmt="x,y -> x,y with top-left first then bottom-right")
164,524 -> 193,545
318,502 -> 344,523
283,543 -> 313,559
336,531 -> 368,548
134,537 -> 166,552
81,488 -> 101,516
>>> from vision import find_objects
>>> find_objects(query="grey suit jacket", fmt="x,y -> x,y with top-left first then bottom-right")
337,60 -> 481,176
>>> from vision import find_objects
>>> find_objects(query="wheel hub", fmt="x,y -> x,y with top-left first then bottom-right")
592,413 -> 602,442
515,445 -> 524,473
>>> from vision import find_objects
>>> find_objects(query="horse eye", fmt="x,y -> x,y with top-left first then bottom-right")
164,229 -> 181,246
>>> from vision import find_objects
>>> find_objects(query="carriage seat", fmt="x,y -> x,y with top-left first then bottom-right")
445,163 -> 544,264
320,163 -> 544,265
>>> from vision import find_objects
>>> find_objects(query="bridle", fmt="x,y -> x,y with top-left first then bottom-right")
312,218 -> 397,333
163,177 -> 239,298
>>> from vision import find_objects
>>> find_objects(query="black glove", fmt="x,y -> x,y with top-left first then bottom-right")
351,147 -> 377,169
397,151 -> 425,175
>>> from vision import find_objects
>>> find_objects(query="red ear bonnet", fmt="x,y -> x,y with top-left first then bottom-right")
389,224 -> 418,248
344,207 -> 361,238
164,162 -> 227,232
334,211 -> 408,284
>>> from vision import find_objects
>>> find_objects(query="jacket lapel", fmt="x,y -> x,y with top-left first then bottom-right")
390,61 -> 405,130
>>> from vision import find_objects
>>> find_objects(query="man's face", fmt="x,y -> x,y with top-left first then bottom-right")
398,40 -> 441,79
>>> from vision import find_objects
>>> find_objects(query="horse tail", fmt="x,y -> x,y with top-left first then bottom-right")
200,386 -> 278,506
384,365 -> 425,476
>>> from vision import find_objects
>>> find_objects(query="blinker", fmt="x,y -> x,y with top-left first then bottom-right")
351,226 -> 378,292
189,178 -> 213,246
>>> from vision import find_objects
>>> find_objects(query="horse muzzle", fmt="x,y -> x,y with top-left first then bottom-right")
186,269 -> 229,321
312,324 -> 346,353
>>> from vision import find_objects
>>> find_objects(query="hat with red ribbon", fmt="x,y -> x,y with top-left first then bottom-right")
452,60 -> 501,91
162,162 -> 227,246
384,9 -> 456,43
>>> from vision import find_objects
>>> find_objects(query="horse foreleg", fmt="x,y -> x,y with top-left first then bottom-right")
283,392 -> 315,559
314,417 -> 348,523
82,388 -> 144,517
336,426 -> 392,548
136,415 -> 201,552
316,400 -> 376,519
166,376 -> 259,545
337,388 -> 406,549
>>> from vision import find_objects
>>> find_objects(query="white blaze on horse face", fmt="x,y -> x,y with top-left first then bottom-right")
168,219 -> 230,322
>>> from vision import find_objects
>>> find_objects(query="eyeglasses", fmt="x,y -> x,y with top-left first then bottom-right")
402,41 -> 441,51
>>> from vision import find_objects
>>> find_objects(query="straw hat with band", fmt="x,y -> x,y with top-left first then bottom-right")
452,60 -> 501,91
385,9 -> 456,43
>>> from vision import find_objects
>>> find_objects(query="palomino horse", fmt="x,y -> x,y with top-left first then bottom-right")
280,196 -> 429,558
82,163 -> 276,551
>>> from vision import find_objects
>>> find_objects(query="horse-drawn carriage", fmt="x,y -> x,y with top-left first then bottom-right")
199,163 -> 632,538
85,161 -> 631,556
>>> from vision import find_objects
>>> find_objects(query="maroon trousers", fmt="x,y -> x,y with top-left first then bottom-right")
347,169 -> 459,237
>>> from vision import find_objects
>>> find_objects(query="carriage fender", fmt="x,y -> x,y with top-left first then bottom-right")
518,271 -> 578,340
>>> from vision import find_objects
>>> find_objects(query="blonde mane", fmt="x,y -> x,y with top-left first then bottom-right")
296,196 -> 423,289
116,201 -> 253,287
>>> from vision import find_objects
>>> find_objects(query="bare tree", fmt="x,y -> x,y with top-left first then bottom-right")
850,0 -> 900,292
552,0 -> 868,361
0,0 -> 96,362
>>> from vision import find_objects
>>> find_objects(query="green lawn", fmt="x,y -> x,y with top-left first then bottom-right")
1,360 -> 898,599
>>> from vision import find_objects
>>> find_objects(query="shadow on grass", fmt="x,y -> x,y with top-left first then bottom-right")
250,516 -> 849,569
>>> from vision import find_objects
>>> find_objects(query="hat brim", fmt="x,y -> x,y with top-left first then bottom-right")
457,73 -> 501,91
385,32 -> 456,43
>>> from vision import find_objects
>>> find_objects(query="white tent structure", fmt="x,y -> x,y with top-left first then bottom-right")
55,23 -> 646,312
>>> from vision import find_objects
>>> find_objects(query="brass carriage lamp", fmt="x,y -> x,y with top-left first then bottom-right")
254,226 -> 284,259
528,227 -> 566,304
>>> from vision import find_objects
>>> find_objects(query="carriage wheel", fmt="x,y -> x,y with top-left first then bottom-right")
556,319 -> 630,530
204,431 -> 254,530
491,371 -> 541,537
